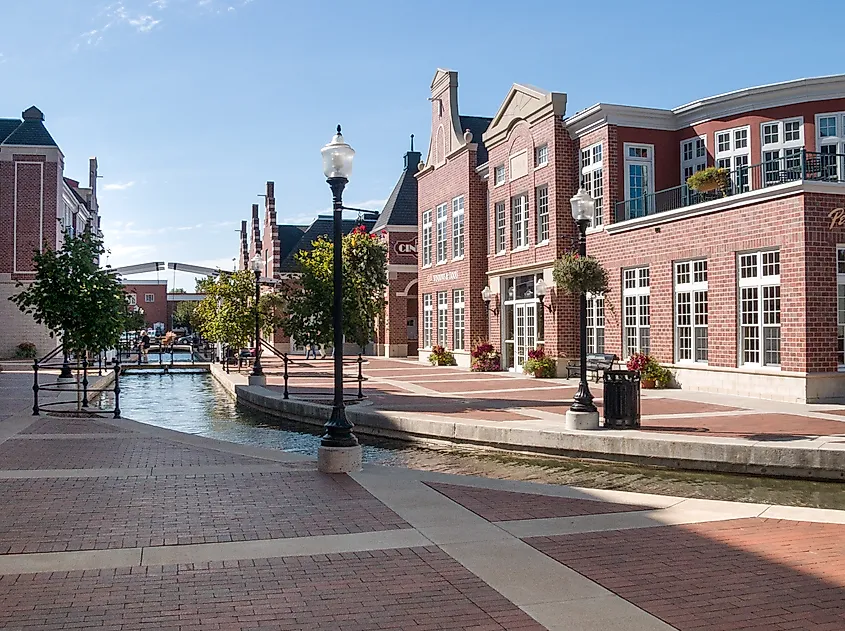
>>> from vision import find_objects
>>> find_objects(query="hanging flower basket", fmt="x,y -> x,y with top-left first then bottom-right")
686,167 -> 729,193
552,253 -> 609,296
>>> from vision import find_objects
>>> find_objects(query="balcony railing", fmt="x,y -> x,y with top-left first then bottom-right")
614,150 -> 845,223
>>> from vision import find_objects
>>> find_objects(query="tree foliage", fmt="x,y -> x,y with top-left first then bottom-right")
281,226 -> 388,348
172,301 -> 199,331
123,309 -> 147,333
9,230 -> 128,353
193,270 -> 283,349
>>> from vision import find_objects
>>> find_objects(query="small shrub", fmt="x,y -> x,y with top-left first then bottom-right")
428,344 -> 455,366
686,166 -> 729,192
470,341 -> 500,372
523,347 -> 557,378
14,342 -> 37,359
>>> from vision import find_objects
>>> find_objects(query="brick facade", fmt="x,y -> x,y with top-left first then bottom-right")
0,108 -> 99,359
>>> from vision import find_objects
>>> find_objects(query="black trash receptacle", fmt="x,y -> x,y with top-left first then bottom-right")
603,370 -> 641,429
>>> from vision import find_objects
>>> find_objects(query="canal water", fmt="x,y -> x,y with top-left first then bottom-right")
117,371 -> 845,510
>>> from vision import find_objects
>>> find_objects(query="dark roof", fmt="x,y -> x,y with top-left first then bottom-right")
0,108 -> 58,148
372,149 -> 421,231
63,178 -> 88,206
459,115 -> 493,165
277,224 -> 305,262
278,216 -> 378,274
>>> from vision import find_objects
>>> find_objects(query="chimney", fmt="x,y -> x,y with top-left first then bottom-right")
240,220 -> 249,270
250,204 -> 262,260
404,134 -> 421,171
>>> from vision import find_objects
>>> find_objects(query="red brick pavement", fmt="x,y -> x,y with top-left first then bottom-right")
639,414 -> 845,439
0,472 -> 409,553
0,437 -> 274,470
22,417 -> 134,434
0,547 -> 547,631
427,482 -> 649,521
526,518 -> 845,631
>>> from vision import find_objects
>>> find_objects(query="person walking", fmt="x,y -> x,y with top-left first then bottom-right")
304,343 -> 318,360
140,331 -> 151,364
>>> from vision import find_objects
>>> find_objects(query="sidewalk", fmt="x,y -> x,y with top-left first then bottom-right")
0,374 -> 844,630
226,357 -> 845,479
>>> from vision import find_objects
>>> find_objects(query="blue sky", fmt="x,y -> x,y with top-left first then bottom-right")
2,0 -> 843,288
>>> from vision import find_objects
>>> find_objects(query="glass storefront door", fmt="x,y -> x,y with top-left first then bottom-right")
502,273 -> 544,371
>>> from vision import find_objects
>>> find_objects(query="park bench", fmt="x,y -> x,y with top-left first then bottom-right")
566,353 -> 617,383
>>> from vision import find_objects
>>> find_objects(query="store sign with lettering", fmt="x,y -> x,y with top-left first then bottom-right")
829,207 -> 845,230
393,235 -> 418,257
428,270 -> 459,283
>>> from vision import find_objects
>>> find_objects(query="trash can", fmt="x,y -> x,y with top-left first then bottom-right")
603,370 -> 641,429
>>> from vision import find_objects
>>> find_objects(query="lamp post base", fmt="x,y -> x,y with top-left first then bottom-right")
248,374 -> 267,386
317,444 -> 362,473
565,409 -> 600,431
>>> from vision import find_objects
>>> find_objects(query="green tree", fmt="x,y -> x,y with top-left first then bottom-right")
123,309 -> 147,333
172,301 -> 198,332
10,230 -> 128,354
281,225 -> 388,348
193,270 -> 282,349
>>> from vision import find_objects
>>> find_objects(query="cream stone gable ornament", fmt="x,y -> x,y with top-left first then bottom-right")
482,84 -> 567,149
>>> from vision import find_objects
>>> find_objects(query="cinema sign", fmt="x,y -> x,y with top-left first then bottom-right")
393,235 -> 418,258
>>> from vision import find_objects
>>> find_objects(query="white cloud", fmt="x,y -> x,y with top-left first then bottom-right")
0,53 -> 6,64
103,180 -> 136,191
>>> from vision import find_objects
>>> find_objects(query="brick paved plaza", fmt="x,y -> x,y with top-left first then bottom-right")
0,367 -> 843,629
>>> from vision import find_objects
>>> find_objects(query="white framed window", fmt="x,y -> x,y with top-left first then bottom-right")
838,247 -> 845,368
624,144 -> 653,219
738,250 -> 781,368
534,144 -> 548,168
623,267 -> 650,357
423,294 -> 432,349
453,289 -> 465,351
815,112 -> 845,181
714,126 -> 751,193
511,194 -> 529,249
761,118 -> 804,186
436,203 -> 448,263
437,291 -> 448,346
452,196 -> 465,259
581,143 -> 604,226
674,259 -> 708,363
421,210 -> 432,267
494,165 -> 506,186
536,186 -> 549,243
586,293 -> 605,354
681,136 -> 707,184
144,293 -> 155,303
495,201 -> 506,254
127,293 -> 137,306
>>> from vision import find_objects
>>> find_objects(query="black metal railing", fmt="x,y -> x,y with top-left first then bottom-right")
615,149 -> 845,223
256,338 -> 367,402
32,344 -> 121,418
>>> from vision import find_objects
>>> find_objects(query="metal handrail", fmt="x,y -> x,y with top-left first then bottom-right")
615,149 -> 845,222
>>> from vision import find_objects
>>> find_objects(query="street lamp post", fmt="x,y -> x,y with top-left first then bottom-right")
249,253 -> 264,384
566,188 -> 600,429
319,125 -> 360,456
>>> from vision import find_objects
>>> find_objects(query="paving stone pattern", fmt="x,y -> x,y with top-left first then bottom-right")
0,437 -> 273,469
0,547 -> 547,631
426,482 -> 648,521
0,472 -> 409,553
22,417 -> 134,434
526,518 -> 845,631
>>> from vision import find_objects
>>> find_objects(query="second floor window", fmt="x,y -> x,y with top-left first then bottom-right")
422,210 -> 432,266
495,201 -> 506,254
581,143 -> 604,226
494,165 -> 506,186
452,196 -> 465,258
145,293 -> 155,303
536,186 -> 549,243
511,195 -> 529,249
436,203 -> 448,263
761,118 -> 803,186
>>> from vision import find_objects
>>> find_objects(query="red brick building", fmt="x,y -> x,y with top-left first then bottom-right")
0,106 -> 100,358
417,70 -> 845,403
122,281 -> 169,329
